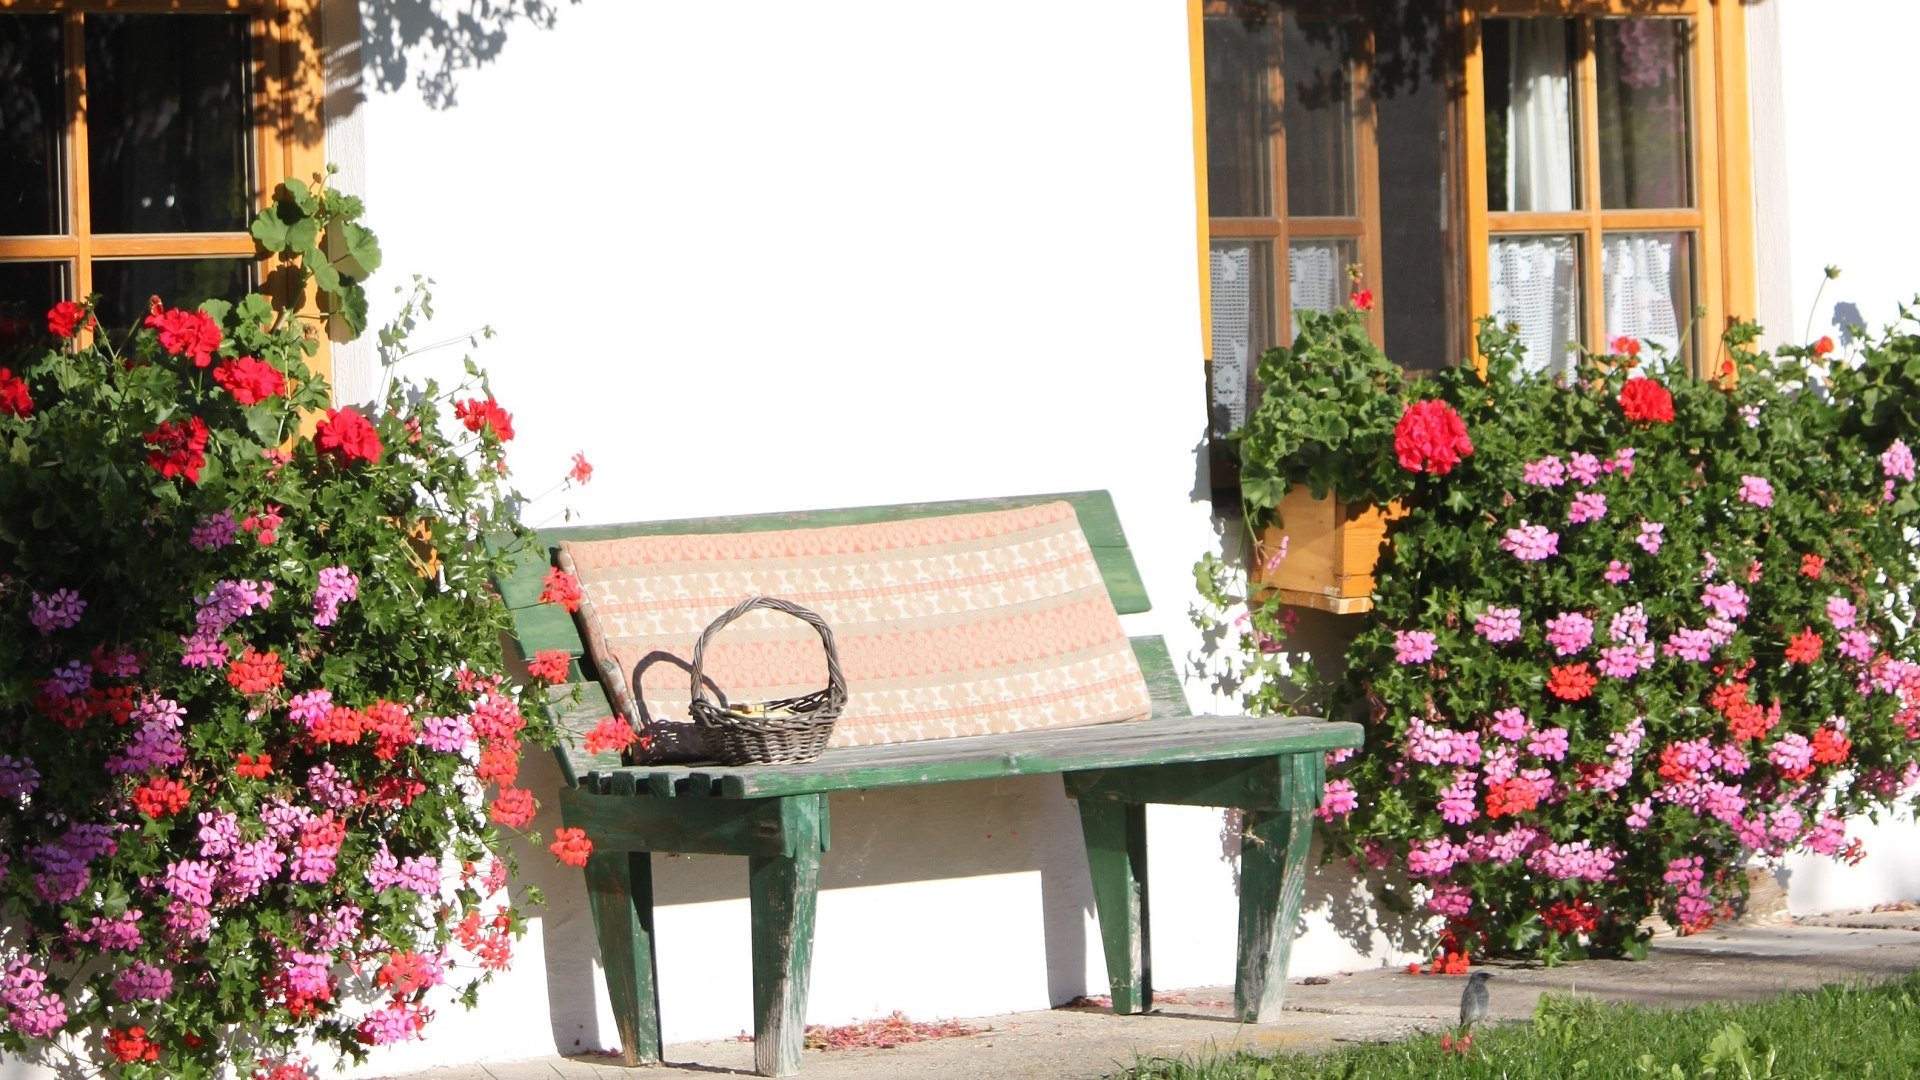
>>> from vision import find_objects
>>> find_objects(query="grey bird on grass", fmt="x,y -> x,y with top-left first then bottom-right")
1459,970 -> 1494,1031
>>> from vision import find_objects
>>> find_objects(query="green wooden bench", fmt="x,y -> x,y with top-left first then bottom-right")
496,491 -> 1363,1076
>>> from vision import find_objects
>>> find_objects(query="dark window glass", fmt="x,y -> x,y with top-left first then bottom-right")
93,258 -> 251,329
1205,15 -> 1276,219
0,261 -> 68,349
1376,72 -> 1454,373
87,14 -> 251,234
0,16 -> 66,237
1281,20 -> 1354,218
1596,18 -> 1692,210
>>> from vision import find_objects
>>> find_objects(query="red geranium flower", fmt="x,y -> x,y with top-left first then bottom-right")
477,740 -> 520,787
131,776 -> 192,818
144,300 -> 223,367
367,700 -> 417,760
314,406 -> 383,464
582,715 -> 638,756
489,787 -> 538,829
0,368 -> 33,419
143,416 -> 211,483
1546,663 -> 1598,702
227,648 -> 287,695
1350,288 -> 1375,312
548,827 -> 593,868
106,1026 -> 160,1063
1801,553 -> 1825,579
1393,400 -> 1474,475
526,650 -> 571,684
1784,629 -> 1822,665
1610,335 -> 1642,358
1811,726 -> 1852,766
1618,378 -> 1675,424
1814,335 -> 1836,357
46,300 -> 93,340
539,567 -> 584,612
1485,778 -> 1542,819
455,397 -> 516,441
376,951 -> 439,996
569,451 -> 593,485
308,706 -> 366,747
213,356 -> 289,405
234,752 -> 274,779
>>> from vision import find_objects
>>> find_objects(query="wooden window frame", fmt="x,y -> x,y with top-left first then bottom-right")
1459,0 -> 1757,375
0,0 -> 328,375
1199,1 -> 1386,351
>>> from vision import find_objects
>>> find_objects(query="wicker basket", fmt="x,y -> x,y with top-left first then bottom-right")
688,596 -> 847,765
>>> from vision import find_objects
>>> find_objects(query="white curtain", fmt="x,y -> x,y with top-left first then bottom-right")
1603,234 -> 1683,360
1507,20 -> 1575,213
1287,240 -> 1347,335
1490,236 -> 1581,377
1210,246 -> 1253,431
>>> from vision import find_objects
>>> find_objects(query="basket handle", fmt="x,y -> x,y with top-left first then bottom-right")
689,596 -> 846,709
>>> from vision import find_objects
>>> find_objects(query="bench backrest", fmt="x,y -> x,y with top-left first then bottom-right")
496,491 -> 1192,784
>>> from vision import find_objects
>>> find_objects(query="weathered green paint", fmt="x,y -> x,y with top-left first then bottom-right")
573,715 -> 1361,800
1130,636 -> 1190,720
583,850 -> 662,1066
558,787 -> 819,858
1064,756 -> 1287,811
749,795 -> 823,1077
502,491 -> 1362,1072
1078,799 -> 1152,1015
1232,753 -> 1323,1022
550,682 -> 621,786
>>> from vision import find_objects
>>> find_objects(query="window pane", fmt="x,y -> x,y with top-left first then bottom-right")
1603,232 -> 1694,368
1210,240 -> 1274,435
1281,20 -> 1354,218
93,258 -> 252,330
1205,16 -> 1276,219
1596,19 -> 1692,210
1288,237 -> 1357,334
87,15 -> 251,234
0,261 -> 69,348
1483,18 -> 1579,214
0,16 -> 66,236
1489,234 -> 1582,376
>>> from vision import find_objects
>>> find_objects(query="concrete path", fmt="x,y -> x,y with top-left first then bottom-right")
376,922 -> 1920,1080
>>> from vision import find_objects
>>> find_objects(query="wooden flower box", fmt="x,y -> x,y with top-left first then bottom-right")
1250,488 -> 1404,615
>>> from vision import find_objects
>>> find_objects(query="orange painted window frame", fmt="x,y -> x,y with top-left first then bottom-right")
1459,0 -> 1758,375
1194,0 -> 1387,361
1189,0 -> 1758,375
0,0 -> 330,381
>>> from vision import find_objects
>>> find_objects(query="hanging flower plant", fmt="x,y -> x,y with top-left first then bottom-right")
0,173 -> 585,1076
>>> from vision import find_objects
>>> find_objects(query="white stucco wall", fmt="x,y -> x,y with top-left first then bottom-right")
1747,0 -> 1920,915
307,3 -> 1414,1073
99,2 -> 1900,1074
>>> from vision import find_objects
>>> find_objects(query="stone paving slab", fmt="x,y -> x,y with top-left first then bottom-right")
374,925 -> 1920,1080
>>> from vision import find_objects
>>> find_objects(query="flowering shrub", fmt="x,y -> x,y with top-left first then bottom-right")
1204,297 -> 1920,964
0,176 -> 591,1074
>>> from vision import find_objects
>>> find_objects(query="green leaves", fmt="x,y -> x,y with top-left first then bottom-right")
1206,302 -> 1920,969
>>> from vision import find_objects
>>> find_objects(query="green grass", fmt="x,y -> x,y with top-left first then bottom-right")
1119,973 -> 1920,1079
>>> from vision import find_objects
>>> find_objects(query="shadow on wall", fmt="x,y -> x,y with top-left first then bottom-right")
313,0 -> 582,124
527,769 -> 1419,1052
531,771 -> 1102,1047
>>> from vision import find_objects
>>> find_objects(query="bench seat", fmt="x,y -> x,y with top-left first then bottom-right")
499,491 -> 1362,1076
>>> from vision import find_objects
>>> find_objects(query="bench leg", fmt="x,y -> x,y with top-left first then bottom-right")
583,850 -> 663,1065
748,796 -> 824,1077
1077,799 -> 1152,1014
1233,802 -> 1313,1022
